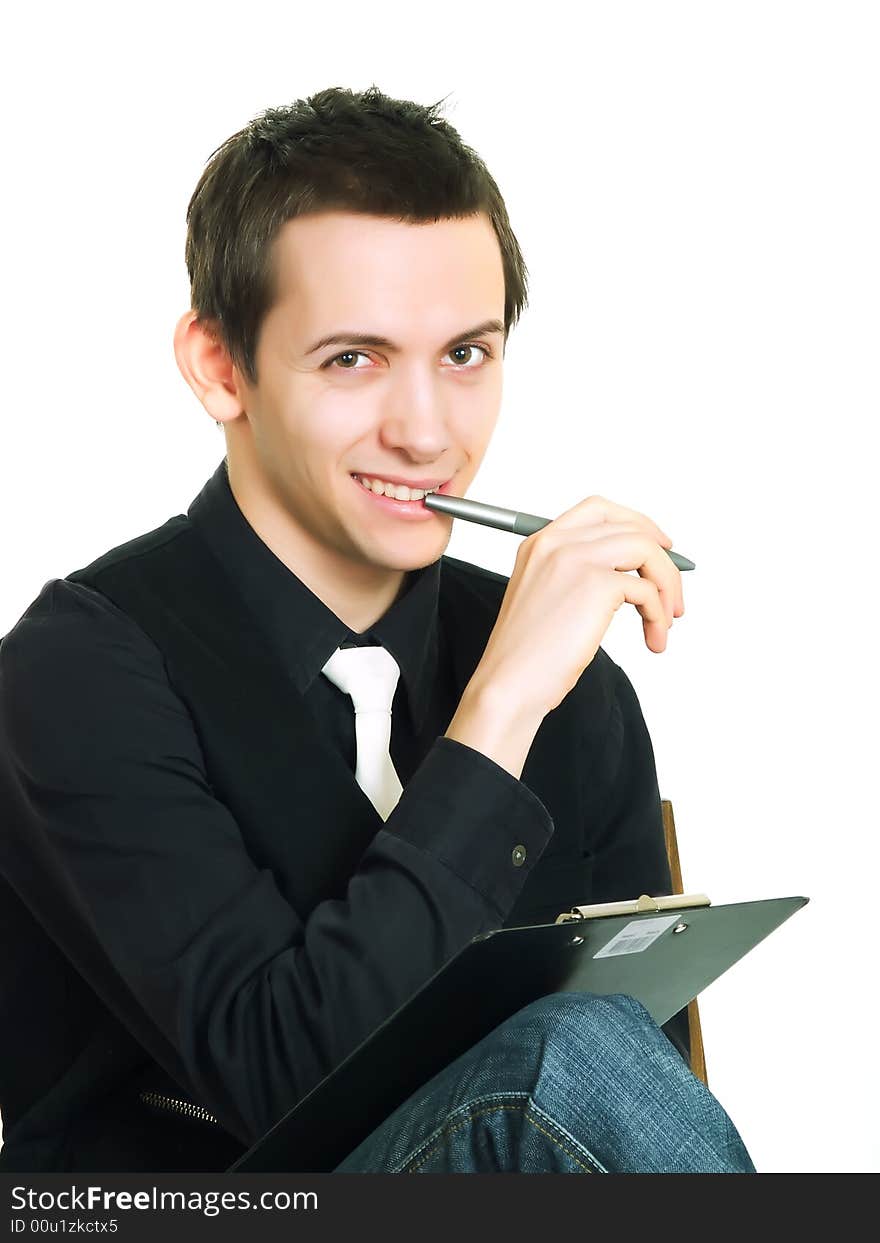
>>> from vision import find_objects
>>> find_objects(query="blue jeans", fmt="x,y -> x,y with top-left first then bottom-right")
332,992 -> 755,1173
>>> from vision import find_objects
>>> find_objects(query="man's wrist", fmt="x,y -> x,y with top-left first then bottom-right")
444,678 -> 546,781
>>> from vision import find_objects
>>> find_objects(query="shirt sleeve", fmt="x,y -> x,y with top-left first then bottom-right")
0,579 -> 555,1147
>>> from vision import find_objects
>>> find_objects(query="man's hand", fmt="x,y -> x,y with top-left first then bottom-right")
445,495 -> 683,779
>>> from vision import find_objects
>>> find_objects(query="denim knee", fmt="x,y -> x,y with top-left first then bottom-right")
412,990 -> 669,1130
502,991 -> 754,1173
512,991 -> 657,1053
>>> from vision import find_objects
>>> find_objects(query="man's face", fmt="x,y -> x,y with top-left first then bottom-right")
232,210 -> 506,577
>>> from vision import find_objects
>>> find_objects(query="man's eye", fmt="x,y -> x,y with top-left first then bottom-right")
446,344 -> 491,368
327,351 -> 370,370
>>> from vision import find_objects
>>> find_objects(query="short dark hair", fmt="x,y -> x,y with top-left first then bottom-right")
183,85 -> 529,387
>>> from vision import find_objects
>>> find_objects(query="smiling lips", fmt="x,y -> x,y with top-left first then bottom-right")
352,473 -> 447,502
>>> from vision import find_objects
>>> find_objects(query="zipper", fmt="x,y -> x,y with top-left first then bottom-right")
139,1089 -> 220,1126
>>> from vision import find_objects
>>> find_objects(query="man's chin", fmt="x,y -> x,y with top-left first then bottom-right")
358,530 -> 449,575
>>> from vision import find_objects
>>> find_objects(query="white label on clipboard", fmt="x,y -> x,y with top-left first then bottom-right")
594,914 -> 680,958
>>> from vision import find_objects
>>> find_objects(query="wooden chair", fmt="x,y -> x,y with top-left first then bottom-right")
661,799 -> 708,1086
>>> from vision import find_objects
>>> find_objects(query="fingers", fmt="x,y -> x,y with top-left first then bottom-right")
618,570 -> 670,652
619,536 -> 682,629
525,524 -> 682,630
512,495 -> 686,659
552,493 -> 673,549
549,496 -> 682,618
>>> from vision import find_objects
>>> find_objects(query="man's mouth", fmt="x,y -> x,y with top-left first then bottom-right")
350,474 -> 450,503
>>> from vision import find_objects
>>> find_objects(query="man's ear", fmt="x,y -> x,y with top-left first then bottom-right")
173,311 -> 247,424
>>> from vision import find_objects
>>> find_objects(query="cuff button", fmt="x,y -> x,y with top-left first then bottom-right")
511,844 -> 527,867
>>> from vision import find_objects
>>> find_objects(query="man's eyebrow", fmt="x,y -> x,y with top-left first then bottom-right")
303,319 -> 506,356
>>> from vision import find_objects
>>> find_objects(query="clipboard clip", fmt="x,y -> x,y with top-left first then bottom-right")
555,893 -> 712,924
636,893 -> 669,913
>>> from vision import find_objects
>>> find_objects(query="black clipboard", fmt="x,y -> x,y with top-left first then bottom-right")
228,893 -> 807,1172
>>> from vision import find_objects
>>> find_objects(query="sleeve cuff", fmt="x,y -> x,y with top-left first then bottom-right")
384,735 -> 556,920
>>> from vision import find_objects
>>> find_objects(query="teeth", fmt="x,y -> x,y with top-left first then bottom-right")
355,475 -> 441,502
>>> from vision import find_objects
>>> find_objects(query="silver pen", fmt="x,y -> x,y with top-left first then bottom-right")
423,492 -> 695,571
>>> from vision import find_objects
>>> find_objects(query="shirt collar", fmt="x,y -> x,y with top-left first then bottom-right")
187,457 -> 441,730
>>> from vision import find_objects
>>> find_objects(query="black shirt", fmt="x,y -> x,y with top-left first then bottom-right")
0,458 -> 683,1160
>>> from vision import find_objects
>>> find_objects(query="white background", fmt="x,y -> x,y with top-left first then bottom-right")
2,1 -> 877,1173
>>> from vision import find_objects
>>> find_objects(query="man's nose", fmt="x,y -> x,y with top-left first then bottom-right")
378,369 -> 451,458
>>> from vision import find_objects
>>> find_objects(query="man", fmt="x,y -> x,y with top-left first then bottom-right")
0,86 -> 753,1173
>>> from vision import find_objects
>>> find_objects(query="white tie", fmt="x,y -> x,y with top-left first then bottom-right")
320,645 -> 404,820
